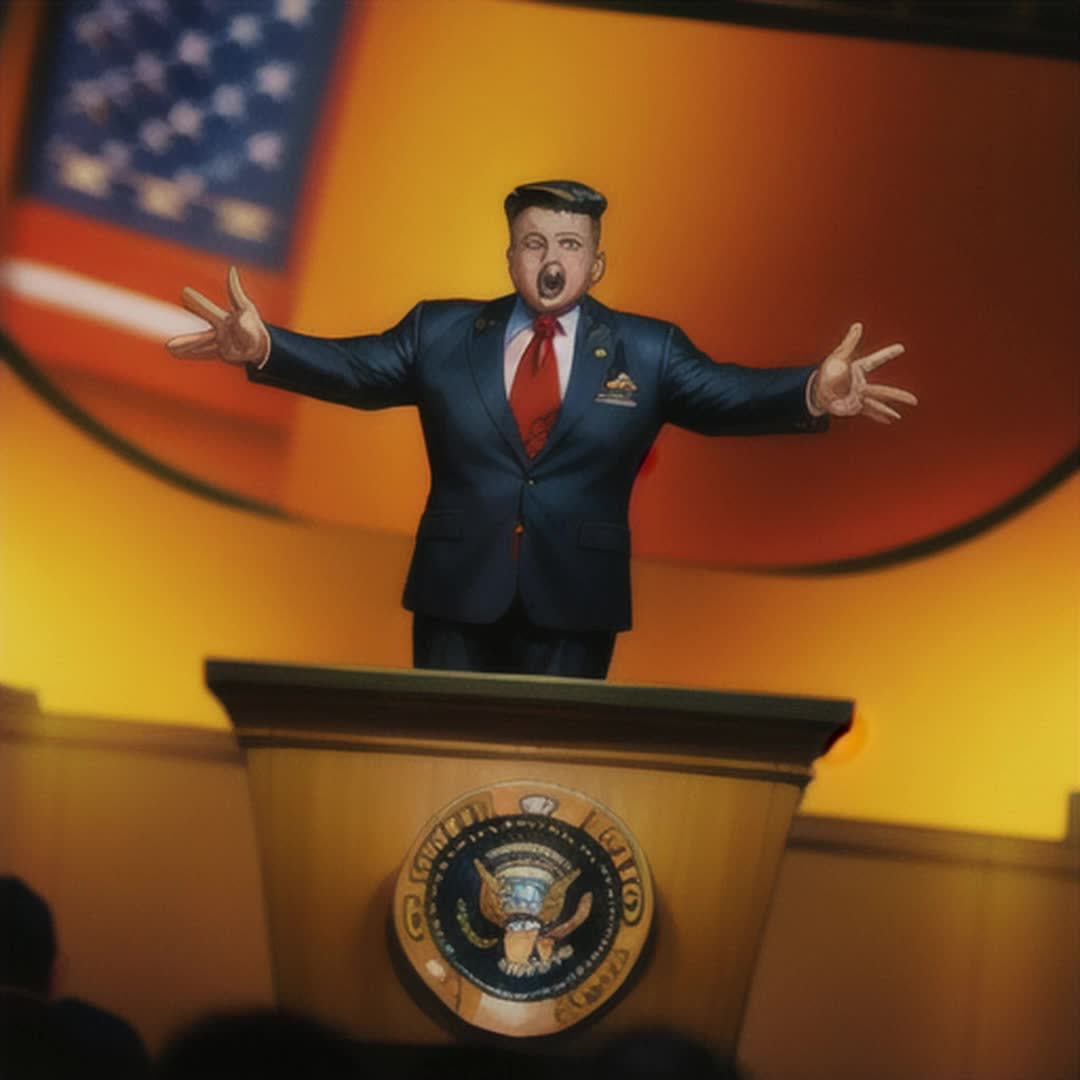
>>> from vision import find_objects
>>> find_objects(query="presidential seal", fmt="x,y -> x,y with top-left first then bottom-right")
393,781 -> 653,1038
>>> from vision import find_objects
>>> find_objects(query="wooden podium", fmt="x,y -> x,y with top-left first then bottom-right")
208,660 -> 851,1054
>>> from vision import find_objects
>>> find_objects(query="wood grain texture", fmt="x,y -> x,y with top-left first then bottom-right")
207,662 -> 841,1051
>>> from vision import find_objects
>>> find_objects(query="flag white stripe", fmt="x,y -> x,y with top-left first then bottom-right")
0,258 -> 207,340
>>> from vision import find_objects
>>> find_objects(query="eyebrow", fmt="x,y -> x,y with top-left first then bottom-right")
517,229 -> 587,243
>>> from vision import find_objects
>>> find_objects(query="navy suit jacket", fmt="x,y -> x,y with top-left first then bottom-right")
251,293 -> 824,632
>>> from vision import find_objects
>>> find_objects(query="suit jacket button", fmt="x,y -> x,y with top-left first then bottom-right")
527,479 -> 536,486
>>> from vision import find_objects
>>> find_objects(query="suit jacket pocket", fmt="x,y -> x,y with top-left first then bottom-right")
578,521 -> 630,554
417,510 -> 463,541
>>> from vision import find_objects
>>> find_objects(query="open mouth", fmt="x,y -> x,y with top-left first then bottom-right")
537,263 -> 565,300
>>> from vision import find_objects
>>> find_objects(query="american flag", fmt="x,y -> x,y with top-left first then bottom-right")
23,0 -> 347,269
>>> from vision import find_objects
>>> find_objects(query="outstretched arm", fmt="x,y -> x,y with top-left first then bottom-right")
165,266 -> 270,366
661,324 -> 825,436
661,321 -> 917,436
809,323 -> 918,423
165,267 -> 419,410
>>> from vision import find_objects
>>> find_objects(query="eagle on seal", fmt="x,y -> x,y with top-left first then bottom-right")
466,853 -> 594,977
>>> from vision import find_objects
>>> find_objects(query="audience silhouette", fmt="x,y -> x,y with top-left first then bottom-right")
0,875 -> 151,1079
2,875 -> 742,1078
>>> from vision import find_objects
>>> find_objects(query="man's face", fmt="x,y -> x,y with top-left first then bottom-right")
506,206 -> 605,315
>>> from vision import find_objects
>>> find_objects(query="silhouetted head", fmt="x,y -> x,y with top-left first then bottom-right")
157,1008 -> 359,1079
0,876 -> 56,996
593,1027 -> 743,1080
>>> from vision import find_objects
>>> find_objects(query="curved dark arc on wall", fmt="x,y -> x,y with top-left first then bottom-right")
0,327 -> 293,520
756,447 -> 1079,576
2,327 -> 1077,573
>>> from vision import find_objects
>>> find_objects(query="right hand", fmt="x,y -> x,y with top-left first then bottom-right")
165,265 -> 270,366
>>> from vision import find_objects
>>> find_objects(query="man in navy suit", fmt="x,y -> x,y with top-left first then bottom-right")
166,181 -> 916,678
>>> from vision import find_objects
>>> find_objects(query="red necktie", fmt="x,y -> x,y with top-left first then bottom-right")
509,315 -> 562,458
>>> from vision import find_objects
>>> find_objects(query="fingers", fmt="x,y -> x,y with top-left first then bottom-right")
166,338 -> 222,360
834,322 -> 863,358
172,347 -> 222,360
166,328 -> 221,360
181,286 -> 228,326
864,383 -> 919,407
226,265 -> 253,311
825,324 -> 917,422
856,343 -> 905,374
167,345 -> 221,360
862,396 -> 903,423
165,330 -> 216,352
862,408 -> 894,424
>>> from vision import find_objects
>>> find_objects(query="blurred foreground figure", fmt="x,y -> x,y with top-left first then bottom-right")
593,1027 -> 743,1079
156,1009 -> 739,1079
156,1009 -> 360,1080
0,875 -> 150,1079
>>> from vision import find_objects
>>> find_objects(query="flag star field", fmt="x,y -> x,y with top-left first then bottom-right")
24,0 -> 346,268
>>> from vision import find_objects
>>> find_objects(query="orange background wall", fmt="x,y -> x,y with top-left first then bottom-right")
2,0 -> 1077,841
269,0 -> 1077,568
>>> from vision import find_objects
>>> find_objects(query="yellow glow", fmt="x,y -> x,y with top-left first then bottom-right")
820,710 -> 869,767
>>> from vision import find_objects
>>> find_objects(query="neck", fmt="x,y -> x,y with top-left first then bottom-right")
523,298 -> 583,320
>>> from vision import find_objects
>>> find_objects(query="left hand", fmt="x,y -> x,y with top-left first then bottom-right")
812,323 -> 918,423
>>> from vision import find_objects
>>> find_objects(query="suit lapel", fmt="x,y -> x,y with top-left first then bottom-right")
466,294 -> 531,470
536,295 -> 614,462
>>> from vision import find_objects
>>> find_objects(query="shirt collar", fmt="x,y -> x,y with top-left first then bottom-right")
506,296 -> 581,346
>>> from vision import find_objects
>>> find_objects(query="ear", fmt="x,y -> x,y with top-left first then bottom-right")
590,251 -> 606,286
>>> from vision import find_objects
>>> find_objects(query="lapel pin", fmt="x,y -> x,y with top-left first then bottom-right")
594,347 -> 608,359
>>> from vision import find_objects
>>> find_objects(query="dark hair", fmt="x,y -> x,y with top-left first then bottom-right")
0,876 -> 56,995
505,180 -> 607,242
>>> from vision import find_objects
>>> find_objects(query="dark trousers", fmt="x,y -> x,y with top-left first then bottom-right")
412,599 -> 616,680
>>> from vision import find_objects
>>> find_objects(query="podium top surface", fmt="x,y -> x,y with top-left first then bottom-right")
207,659 -> 853,768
